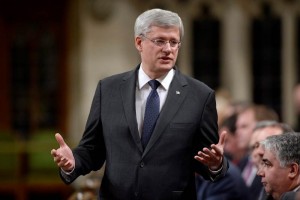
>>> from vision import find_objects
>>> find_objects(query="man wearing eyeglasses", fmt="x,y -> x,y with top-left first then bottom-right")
51,8 -> 228,200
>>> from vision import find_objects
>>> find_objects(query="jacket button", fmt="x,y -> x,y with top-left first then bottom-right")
140,162 -> 144,168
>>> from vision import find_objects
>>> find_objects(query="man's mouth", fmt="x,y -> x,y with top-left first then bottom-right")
160,56 -> 172,60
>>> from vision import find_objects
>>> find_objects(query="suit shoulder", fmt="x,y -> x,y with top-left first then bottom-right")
98,70 -> 135,86
180,73 -> 214,93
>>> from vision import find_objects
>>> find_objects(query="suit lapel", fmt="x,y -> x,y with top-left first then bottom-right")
120,67 -> 144,153
143,70 -> 188,156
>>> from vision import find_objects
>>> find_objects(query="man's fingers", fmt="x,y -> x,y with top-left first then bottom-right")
51,149 -> 57,157
55,133 -> 67,148
202,147 -> 216,158
210,144 -> 221,155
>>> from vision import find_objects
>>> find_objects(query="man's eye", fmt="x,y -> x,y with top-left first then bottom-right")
262,162 -> 271,168
155,40 -> 165,45
170,41 -> 178,46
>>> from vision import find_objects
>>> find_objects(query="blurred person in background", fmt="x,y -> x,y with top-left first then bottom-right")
236,104 -> 279,165
217,101 -> 250,165
250,121 -> 294,169
219,113 -> 243,165
236,104 -> 279,200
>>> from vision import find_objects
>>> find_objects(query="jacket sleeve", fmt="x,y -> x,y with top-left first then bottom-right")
60,81 -> 106,184
194,90 -> 228,181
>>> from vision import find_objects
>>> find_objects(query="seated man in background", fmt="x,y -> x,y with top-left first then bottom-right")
221,113 -> 244,165
257,132 -> 300,200
250,121 -> 293,169
236,104 -> 279,200
249,121 -> 294,200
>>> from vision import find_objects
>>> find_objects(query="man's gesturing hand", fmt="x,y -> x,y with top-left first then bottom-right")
194,131 -> 227,171
51,133 -> 75,172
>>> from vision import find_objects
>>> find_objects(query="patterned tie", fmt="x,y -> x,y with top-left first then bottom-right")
141,80 -> 160,149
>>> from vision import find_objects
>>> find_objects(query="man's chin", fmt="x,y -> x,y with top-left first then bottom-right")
264,187 -> 271,195
158,63 -> 174,69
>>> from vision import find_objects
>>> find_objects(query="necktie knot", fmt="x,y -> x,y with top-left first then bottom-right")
148,80 -> 160,90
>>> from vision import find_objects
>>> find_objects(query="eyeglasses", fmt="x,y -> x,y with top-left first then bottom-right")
141,35 -> 181,49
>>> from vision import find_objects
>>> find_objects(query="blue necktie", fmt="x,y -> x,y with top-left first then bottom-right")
141,80 -> 160,149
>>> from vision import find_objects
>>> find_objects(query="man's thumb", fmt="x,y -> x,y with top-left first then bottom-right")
55,133 -> 66,147
219,131 -> 227,146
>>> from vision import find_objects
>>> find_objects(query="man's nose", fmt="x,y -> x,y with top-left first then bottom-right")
256,165 -> 264,176
162,42 -> 172,52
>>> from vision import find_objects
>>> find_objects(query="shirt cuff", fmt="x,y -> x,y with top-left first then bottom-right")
208,157 -> 223,174
209,164 -> 223,174
61,166 -> 75,175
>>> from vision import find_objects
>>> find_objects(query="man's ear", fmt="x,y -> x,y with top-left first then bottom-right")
288,163 -> 299,179
135,36 -> 143,52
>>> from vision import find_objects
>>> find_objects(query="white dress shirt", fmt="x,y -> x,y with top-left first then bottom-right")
135,65 -> 174,137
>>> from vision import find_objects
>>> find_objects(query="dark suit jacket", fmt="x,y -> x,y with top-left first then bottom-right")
280,187 -> 300,200
239,156 -> 263,200
258,186 -> 300,200
61,66 -> 228,200
196,160 -> 251,200
258,189 -> 271,200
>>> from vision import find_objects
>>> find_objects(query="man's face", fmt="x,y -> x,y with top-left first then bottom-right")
236,109 -> 256,150
249,130 -> 260,164
135,26 -> 180,78
257,149 -> 291,200
224,131 -> 239,156
250,127 -> 282,168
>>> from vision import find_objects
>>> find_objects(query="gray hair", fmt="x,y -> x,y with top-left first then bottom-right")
253,120 -> 294,133
261,132 -> 300,167
134,8 -> 184,39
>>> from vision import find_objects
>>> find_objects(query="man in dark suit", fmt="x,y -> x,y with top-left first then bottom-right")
51,8 -> 228,200
250,121 -> 294,200
257,132 -> 300,200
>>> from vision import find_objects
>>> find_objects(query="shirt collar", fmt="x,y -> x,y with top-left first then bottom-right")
138,64 -> 175,91
293,185 -> 300,192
